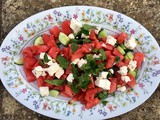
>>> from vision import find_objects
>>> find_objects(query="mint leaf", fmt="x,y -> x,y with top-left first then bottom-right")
71,43 -> 78,53
70,84 -> 79,94
99,49 -> 107,61
77,73 -> 91,89
97,90 -> 108,100
57,55 -> 69,69
45,79 -> 65,86
92,48 -> 99,53
71,64 -> 79,79
101,100 -> 108,105
81,24 -> 95,35
83,39 -> 91,43
44,53 -> 50,63
39,60 -> 47,67
115,56 -> 120,63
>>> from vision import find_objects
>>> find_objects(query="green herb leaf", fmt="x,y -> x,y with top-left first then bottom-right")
92,48 -> 99,53
77,73 -> 91,89
57,55 -> 69,69
115,56 -> 120,63
97,90 -> 108,100
101,100 -> 108,105
45,79 -> 65,86
44,53 -> 50,63
81,24 -> 95,35
39,60 -> 47,67
70,84 -> 79,94
71,43 -> 78,53
99,49 -> 107,61
83,39 -> 91,43
71,64 -> 79,79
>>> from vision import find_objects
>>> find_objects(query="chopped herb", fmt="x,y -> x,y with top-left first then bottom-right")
45,79 -> 65,86
39,60 -> 47,67
57,55 -> 69,69
71,64 -> 79,79
71,43 -> 78,53
101,100 -> 108,105
75,31 -> 82,39
70,84 -> 79,94
81,24 -> 95,35
111,92 -> 115,96
71,39 -> 83,44
44,53 -> 50,63
115,56 -> 120,63
92,48 -> 99,53
97,90 -> 108,100
83,39 -> 91,43
77,73 -> 91,89
99,49 -> 107,60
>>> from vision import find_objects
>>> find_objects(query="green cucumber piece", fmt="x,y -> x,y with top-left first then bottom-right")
124,55 -> 130,60
126,52 -> 134,60
129,69 -> 138,78
14,58 -> 23,65
49,90 -> 59,97
34,36 -> 44,45
120,43 -> 127,50
58,32 -> 70,45
117,46 -> 125,55
98,29 -> 107,39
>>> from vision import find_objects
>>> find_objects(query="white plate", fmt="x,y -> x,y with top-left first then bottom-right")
0,6 -> 160,120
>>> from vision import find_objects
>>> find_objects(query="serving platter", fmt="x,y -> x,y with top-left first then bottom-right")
0,6 -> 160,119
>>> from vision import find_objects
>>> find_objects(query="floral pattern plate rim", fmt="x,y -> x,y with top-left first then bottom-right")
0,6 -> 160,120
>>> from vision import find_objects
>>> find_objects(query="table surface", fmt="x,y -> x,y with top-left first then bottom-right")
1,0 -> 160,120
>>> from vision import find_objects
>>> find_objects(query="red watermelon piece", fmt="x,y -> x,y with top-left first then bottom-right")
61,20 -> 72,35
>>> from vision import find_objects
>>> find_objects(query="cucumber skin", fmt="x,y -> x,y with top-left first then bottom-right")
34,36 -> 44,45
98,30 -> 107,39
117,46 -> 125,55
58,32 -> 70,45
126,52 -> 134,60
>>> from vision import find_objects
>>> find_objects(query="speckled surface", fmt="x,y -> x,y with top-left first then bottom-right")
0,0 -> 160,120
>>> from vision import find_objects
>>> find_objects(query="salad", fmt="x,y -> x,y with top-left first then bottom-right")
15,19 -> 145,109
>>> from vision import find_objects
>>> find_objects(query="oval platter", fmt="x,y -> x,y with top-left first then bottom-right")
0,6 -> 160,120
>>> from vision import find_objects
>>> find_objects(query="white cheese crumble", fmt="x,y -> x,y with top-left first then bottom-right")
39,87 -> 49,97
117,86 -> 126,92
121,76 -> 131,83
109,69 -> 114,74
99,71 -> 108,79
55,67 -> 64,79
128,60 -> 137,71
72,58 -> 80,65
46,62 -> 61,76
95,77 -> 111,90
118,66 -> 128,76
106,35 -> 117,46
124,36 -> 137,50
32,66 -> 46,78
66,73 -> 74,83
70,18 -> 82,34
93,54 -> 101,59
68,33 -> 75,39
81,33 -> 89,39
77,58 -> 87,68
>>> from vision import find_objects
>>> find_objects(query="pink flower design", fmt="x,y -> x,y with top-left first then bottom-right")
130,29 -> 135,34
81,106 -> 85,111
73,14 -> 78,19
139,83 -> 144,88
22,88 -> 27,93
107,104 -> 117,112
47,14 -> 53,22
43,102 -> 48,110
1,56 -> 10,61
18,35 -> 24,41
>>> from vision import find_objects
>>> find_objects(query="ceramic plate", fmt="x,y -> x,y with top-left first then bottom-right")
0,6 -> 160,120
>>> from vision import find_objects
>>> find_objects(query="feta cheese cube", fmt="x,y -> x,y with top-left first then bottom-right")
93,54 -> 101,59
95,77 -> 111,90
39,87 -> 49,97
77,58 -> 87,68
117,86 -> 126,92
72,58 -> 80,65
124,36 -> 137,50
68,33 -> 75,39
118,66 -> 128,76
46,62 -> 61,76
99,71 -> 108,79
81,33 -> 89,39
32,66 -> 46,78
39,52 -> 52,61
109,69 -> 114,74
121,76 -> 131,83
70,18 -> 82,34
106,36 -> 117,46
55,67 -> 64,79
66,73 -> 74,83
128,60 -> 137,71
